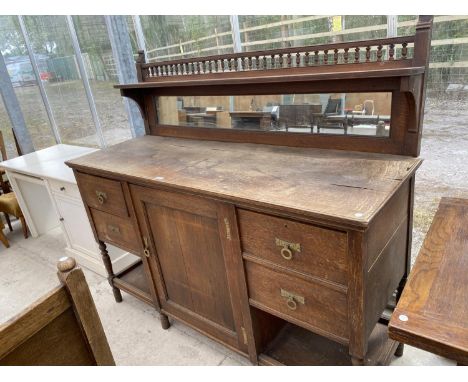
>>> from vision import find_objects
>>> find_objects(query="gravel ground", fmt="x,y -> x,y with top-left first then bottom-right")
412,95 -> 468,263
1,83 -> 467,263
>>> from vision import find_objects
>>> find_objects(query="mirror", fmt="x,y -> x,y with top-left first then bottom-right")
156,92 -> 391,137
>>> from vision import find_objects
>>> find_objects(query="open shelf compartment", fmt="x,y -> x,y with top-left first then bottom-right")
114,261 -> 155,307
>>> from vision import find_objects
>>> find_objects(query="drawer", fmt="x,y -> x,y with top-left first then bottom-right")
90,208 -> 140,254
245,261 -> 348,341
48,179 -> 81,199
75,172 -> 129,218
238,209 -> 348,285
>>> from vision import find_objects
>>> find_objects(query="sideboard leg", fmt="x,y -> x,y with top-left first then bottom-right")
351,356 -> 365,366
98,240 -> 122,303
393,276 -> 407,357
394,343 -> 404,357
160,313 -> 170,330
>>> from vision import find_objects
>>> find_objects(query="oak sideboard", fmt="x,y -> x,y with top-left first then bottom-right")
67,15 -> 433,365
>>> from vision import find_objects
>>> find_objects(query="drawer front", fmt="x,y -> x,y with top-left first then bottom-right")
75,172 -> 129,218
246,261 -> 348,340
90,208 -> 140,254
49,179 -> 81,199
238,209 -> 348,285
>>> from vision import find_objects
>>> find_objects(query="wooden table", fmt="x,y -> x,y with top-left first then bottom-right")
0,145 -> 137,277
389,197 -> 468,365
229,111 -> 272,130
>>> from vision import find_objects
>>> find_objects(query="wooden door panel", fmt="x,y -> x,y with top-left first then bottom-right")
130,185 -> 244,350
146,204 -> 236,330
147,205 -> 193,310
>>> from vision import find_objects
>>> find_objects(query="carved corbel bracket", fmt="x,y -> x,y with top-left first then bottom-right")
400,75 -> 423,133
120,89 -> 147,120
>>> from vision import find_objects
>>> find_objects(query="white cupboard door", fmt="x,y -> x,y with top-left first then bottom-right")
54,195 -> 97,255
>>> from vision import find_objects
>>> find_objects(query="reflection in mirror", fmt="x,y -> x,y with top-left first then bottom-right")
157,93 -> 391,137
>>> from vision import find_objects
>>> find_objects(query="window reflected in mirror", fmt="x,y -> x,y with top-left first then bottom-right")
157,93 -> 391,137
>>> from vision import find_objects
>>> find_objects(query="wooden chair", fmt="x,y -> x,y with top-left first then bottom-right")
0,130 -> 27,246
0,130 -> 12,194
0,257 -> 115,365
0,192 -> 28,245
0,218 -> 8,248
317,98 -> 346,134
279,104 -> 322,132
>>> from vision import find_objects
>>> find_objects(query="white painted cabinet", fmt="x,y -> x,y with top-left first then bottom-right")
0,144 -> 138,276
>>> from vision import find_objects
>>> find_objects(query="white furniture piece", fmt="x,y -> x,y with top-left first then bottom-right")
0,144 -> 138,276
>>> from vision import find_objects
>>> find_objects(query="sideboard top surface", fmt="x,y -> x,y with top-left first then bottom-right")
67,136 -> 421,227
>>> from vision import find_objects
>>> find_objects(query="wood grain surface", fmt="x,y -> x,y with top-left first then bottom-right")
67,135 -> 421,228
389,197 -> 468,364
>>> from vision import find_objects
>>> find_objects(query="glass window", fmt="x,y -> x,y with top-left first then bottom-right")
72,15 -> 132,146
23,16 -> 100,147
141,16 -> 233,62
0,15 -> 56,151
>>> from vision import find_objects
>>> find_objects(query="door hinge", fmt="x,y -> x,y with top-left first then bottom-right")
241,326 -> 248,345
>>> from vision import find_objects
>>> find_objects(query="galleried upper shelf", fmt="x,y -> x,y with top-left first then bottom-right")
115,16 -> 433,158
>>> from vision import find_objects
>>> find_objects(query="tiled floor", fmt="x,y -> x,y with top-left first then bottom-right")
0,221 -> 455,366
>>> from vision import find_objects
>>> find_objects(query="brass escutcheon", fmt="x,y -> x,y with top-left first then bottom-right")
96,190 -> 107,205
143,237 -> 151,258
108,224 -> 120,234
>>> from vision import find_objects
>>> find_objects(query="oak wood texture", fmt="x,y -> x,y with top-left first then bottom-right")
64,19 -> 432,365
113,261 -> 154,306
67,138 -> 417,364
130,185 -> 247,353
0,257 -> 114,366
238,208 -> 348,285
75,172 -> 129,218
90,208 -> 139,254
245,261 -> 348,343
66,135 -> 421,229
115,16 -> 432,157
389,197 -> 468,365
259,322 -> 398,366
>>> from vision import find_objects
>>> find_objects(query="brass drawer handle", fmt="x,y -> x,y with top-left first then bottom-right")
275,238 -> 301,261
108,224 -> 120,234
280,288 -> 305,311
143,237 -> 151,258
96,190 -> 107,205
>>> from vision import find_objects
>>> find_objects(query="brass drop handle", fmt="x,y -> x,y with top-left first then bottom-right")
280,288 -> 305,311
280,246 -> 293,260
96,190 -> 107,205
275,238 -> 301,261
143,237 -> 151,258
286,296 -> 297,310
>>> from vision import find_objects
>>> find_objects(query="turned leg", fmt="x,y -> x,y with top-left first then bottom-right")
98,240 -> 122,303
4,213 -> 12,231
19,216 -> 28,238
394,343 -> 404,357
160,313 -> 170,330
0,229 -> 9,248
351,356 -> 365,366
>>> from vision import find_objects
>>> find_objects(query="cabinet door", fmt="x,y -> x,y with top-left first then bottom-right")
130,185 -> 248,352
54,193 -> 97,254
